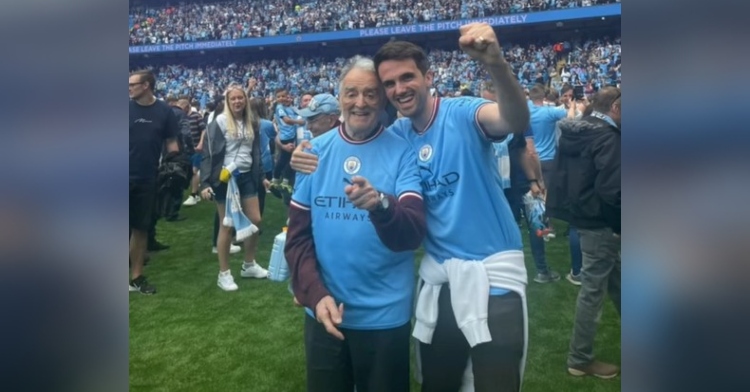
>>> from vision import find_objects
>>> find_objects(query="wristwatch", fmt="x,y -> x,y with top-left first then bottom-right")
374,192 -> 390,213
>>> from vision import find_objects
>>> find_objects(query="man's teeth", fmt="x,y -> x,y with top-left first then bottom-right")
397,95 -> 414,103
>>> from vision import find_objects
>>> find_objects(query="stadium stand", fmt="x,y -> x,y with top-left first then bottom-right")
129,0 -> 620,45
131,37 -> 620,107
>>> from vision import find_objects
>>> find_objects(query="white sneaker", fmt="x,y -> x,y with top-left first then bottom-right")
183,195 -> 199,206
217,271 -> 239,291
212,244 -> 241,254
241,261 -> 269,279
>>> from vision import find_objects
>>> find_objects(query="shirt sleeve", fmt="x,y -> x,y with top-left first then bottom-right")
197,114 -> 206,131
549,107 -> 567,122
163,106 -> 180,141
458,96 -> 506,143
276,105 -> 289,120
522,126 -> 533,139
285,168 -> 332,309
394,146 -> 422,198
290,171 -> 311,208
369,145 -> 426,252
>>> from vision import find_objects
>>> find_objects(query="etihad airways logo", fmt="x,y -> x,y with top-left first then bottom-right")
134,118 -> 153,123
419,168 -> 460,203
313,196 -> 370,222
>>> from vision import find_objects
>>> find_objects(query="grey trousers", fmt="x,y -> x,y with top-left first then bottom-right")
568,227 -> 621,367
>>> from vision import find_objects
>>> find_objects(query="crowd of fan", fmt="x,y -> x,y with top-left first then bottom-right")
129,0 -> 619,45
138,37 -> 620,107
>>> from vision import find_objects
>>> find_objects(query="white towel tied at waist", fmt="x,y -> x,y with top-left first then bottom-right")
412,250 -> 527,348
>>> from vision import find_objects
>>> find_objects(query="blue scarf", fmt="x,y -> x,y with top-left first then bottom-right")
222,176 -> 258,241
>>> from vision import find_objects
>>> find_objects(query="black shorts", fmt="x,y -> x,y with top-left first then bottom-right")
130,181 -> 156,231
213,171 -> 259,203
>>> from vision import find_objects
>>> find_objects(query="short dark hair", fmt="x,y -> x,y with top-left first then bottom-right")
373,41 -> 430,76
274,88 -> 288,96
560,83 -> 574,96
165,96 -> 178,104
131,69 -> 156,92
589,86 -> 621,114
460,88 -> 474,97
528,84 -> 547,102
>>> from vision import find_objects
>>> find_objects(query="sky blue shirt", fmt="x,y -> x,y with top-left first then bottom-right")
291,124 -> 422,330
390,97 -> 523,264
274,104 -> 298,141
529,102 -> 567,161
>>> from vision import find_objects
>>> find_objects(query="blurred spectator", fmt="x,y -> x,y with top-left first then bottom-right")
129,0 -> 619,46
134,37 -> 620,108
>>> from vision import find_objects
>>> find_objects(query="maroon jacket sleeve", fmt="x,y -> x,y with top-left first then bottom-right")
369,193 -> 426,252
284,204 -> 330,310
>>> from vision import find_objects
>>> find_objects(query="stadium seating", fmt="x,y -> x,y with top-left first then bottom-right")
129,0 -> 620,46
136,37 -> 620,106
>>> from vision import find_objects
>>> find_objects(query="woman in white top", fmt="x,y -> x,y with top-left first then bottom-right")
200,84 -> 268,291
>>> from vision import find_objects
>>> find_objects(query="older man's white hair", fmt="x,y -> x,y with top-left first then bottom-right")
338,55 -> 378,94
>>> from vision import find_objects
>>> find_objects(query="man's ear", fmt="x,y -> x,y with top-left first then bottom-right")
424,69 -> 434,88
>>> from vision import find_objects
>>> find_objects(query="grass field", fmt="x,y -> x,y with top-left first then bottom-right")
129,194 -> 621,392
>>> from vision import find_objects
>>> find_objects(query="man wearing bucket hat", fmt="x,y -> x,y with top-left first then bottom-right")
296,93 -> 342,138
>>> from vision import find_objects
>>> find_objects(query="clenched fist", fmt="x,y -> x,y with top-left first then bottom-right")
459,23 -> 505,66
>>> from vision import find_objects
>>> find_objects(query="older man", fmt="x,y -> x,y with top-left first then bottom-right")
285,55 -> 426,392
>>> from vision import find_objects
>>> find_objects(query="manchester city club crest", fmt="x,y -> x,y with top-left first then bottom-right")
418,144 -> 433,162
343,156 -> 361,175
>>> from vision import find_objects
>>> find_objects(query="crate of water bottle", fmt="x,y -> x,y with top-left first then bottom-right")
522,191 -> 552,238
268,227 -> 290,282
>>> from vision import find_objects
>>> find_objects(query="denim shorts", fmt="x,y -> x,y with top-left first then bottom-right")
213,171 -> 258,203
191,153 -> 203,169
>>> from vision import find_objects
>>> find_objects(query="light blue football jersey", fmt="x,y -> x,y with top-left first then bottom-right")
274,104 -> 298,141
390,97 -> 523,263
291,124 -> 422,329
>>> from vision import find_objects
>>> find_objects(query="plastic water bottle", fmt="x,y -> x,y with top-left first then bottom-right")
522,191 -> 551,238
268,227 -> 290,282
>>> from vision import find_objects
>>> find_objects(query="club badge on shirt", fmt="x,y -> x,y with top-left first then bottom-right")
418,144 -> 434,162
343,156 -> 361,175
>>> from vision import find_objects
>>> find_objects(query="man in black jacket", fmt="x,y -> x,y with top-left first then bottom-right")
548,86 -> 621,379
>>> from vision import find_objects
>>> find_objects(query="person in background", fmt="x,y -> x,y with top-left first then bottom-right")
270,88 -> 305,198
249,97 -> 274,217
182,97 -> 207,207
129,69 -> 179,294
556,83 -> 587,285
295,93 -> 341,138
209,98 -> 241,255
200,84 -> 268,291
483,80 -> 544,227
526,83 -> 577,283
547,86 -> 621,379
